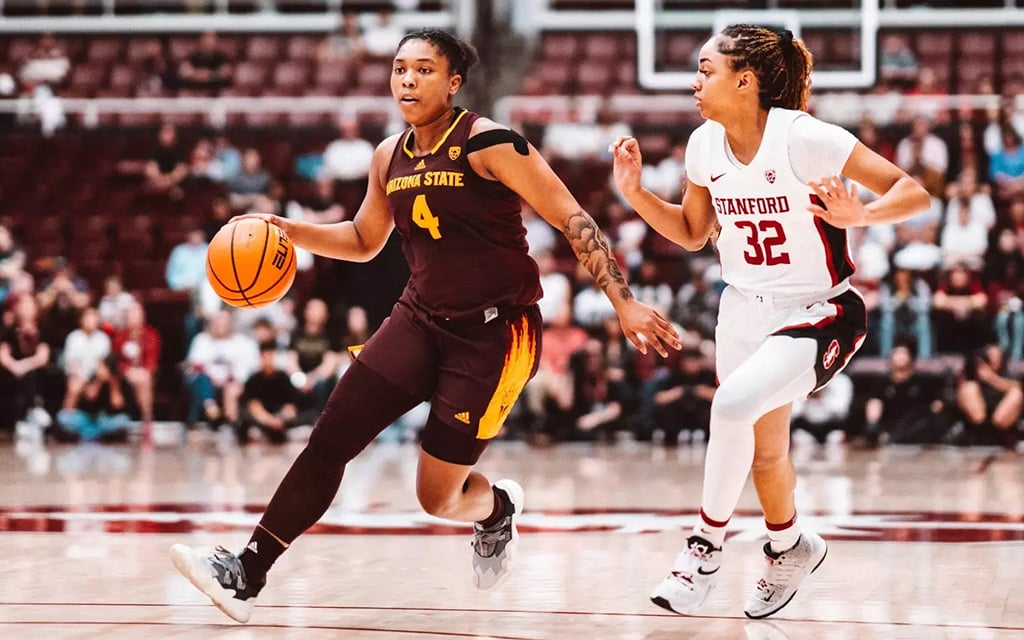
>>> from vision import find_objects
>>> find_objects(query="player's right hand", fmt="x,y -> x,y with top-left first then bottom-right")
232,213 -> 297,236
609,136 -> 644,197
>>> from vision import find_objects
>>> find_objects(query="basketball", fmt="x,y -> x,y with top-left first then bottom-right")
205,218 -> 296,308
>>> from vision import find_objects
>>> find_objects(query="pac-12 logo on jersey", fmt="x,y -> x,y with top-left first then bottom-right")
823,339 -> 841,369
764,169 -> 776,184
448,146 -> 461,160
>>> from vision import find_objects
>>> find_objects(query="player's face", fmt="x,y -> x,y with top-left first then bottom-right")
691,36 -> 751,121
392,39 -> 463,125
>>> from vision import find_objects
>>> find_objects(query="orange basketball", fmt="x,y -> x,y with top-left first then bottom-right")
205,218 -> 296,308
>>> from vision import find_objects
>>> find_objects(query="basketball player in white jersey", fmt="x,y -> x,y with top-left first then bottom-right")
610,24 -> 930,619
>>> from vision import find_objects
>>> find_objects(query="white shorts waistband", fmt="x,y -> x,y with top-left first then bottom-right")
731,279 -> 852,308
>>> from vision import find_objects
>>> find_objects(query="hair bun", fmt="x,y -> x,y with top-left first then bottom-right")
779,29 -> 794,46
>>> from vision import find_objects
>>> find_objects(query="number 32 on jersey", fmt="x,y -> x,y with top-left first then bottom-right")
735,220 -> 790,266
412,194 -> 442,239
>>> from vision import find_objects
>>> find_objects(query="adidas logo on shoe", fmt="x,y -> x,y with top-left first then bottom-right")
246,541 -> 258,554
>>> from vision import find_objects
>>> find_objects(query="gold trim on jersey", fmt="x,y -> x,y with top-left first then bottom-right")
477,315 -> 537,440
402,108 -> 470,159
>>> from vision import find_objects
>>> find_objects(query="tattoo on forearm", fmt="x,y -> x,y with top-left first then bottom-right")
563,211 -> 634,302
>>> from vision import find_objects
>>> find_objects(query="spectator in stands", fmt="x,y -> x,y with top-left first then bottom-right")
61,306 -> 111,409
55,354 -> 132,443
956,344 -> 1023,448
652,346 -> 715,446
188,138 -> 219,181
630,259 -> 673,313
983,97 -> 1024,157
522,204 -> 556,258
933,262 -> 991,353
573,263 -> 617,328
0,295 -> 51,435
203,197 -> 234,242
97,274 -> 136,331
672,265 -> 722,340
989,126 -> 1024,201
37,257 -> 90,350
321,117 -> 376,182
288,298 -> 339,413
227,148 -> 272,212
112,301 -> 160,426
523,303 -> 588,443
18,32 -> 69,89
945,169 -> 995,229
643,141 -> 687,201
178,30 -> 233,93
184,309 -> 258,430
362,9 -> 405,58
166,228 -> 209,293
985,228 -> 1024,362
940,184 -> 991,270
892,169 -> 943,271
339,305 -> 370,352
950,122 -> 988,183
857,116 -> 895,164
211,135 -> 241,182
879,34 -> 918,89
237,342 -> 305,444
570,338 -> 629,440
299,179 -> 346,224
860,339 -> 950,446
319,12 -> 366,70
878,267 -> 933,359
791,372 -> 853,446
895,117 -> 948,196
542,103 -> 606,162
145,122 -> 188,199
0,224 -> 26,306
535,250 -> 571,321
136,39 -> 167,97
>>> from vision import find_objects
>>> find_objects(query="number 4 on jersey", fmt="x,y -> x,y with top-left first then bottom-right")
412,194 -> 442,239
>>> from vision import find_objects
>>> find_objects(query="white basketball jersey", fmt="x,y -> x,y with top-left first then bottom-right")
687,108 -> 856,296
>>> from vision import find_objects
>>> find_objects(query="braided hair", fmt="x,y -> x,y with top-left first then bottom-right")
717,24 -> 813,112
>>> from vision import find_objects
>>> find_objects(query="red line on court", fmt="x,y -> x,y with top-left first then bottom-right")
0,620 -> 541,640
2,603 -> 1022,633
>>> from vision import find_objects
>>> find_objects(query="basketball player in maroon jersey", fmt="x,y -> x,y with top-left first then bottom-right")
170,29 -> 681,623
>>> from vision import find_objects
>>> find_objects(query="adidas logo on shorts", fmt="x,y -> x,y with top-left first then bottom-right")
454,411 -> 471,424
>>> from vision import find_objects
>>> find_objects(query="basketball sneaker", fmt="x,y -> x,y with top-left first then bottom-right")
170,543 -> 264,623
743,531 -> 827,619
471,479 -> 524,591
649,535 -> 722,615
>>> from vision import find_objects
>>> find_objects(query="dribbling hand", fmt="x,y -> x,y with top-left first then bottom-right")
807,175 -> 867,228
231,212 -> 297,236
609,136 -> 644,198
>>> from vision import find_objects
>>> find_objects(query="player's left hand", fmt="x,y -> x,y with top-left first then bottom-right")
616,299 -> 682,358
807,175 -> 867,228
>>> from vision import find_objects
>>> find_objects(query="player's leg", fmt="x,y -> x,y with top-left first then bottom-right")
751,404 -> 797,540
170,306 -> 434,623
420,306 -> 541,590
651,336 -> 818,616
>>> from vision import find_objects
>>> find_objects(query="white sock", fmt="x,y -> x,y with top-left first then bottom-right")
767,514 -> 802,553
693,509 -> 728,548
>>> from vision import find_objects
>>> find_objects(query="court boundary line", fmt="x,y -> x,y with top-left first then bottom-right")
2,602 -> 1021,632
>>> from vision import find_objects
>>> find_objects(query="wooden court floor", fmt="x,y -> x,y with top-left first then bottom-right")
0,439 -> 1021,639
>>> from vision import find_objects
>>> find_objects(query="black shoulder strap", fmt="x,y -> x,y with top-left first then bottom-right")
466,129 -> 530,156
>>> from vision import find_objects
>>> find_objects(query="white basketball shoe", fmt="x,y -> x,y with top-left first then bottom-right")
471,479 -> 524,591
650,535 -> 723,615
744,531 -> 827,619
170,544 -> 264,623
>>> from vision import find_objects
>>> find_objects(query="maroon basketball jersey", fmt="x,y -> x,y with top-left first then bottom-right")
385,108 -> 542,317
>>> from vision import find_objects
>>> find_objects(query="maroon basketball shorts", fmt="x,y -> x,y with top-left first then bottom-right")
355,300 -> 542,465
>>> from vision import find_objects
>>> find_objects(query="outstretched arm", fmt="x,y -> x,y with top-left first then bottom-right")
468,121 -> 680,356
610,136 -> 717,251
234,137 -> 399,263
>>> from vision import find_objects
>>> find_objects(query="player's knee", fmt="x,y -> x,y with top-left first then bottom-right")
416,486 -> 460,519
711,383 -> 757,426
751,449 -> 789,471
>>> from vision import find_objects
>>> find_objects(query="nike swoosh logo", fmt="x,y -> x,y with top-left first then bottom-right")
696,566 -> 720,575
710,173 -> 727,182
